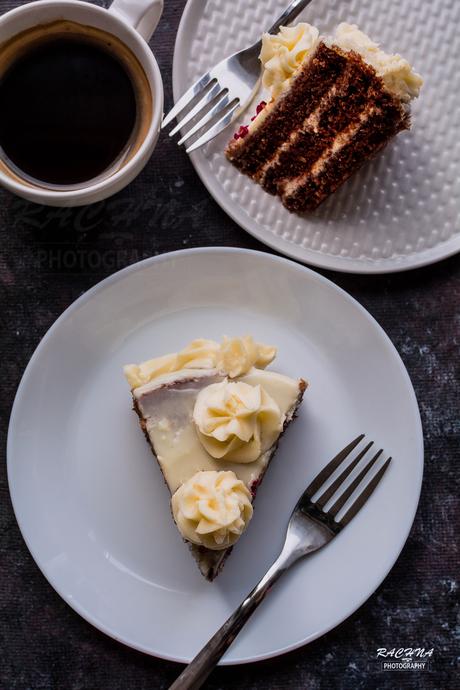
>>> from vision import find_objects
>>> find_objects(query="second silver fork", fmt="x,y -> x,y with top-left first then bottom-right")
162,0 -> 314,152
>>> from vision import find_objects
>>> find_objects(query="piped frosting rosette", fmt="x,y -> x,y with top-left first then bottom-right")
193,379 -> 284,463
171,470 -> 253,550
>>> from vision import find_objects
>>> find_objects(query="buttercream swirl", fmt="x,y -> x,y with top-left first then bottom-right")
217,335 -> 276,378
193,380 -> 283,463
124,336 -> 276,389
260,23 -> 319,98
171,470 -> 253,550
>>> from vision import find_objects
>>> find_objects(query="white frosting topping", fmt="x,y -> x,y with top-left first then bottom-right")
193,379 -> 283,463
171,470 -> 253,550
135,368 -> 302,493
331,23 -> 423,102
124,336 -> 276,389
260,23 -> 319,98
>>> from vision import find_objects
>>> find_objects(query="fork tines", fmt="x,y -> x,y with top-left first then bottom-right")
306,435 -> 391,528
161,76 -> 240,153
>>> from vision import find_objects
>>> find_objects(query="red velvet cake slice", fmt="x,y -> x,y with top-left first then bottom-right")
124,337 -> 306,581
226,23 -> 422,213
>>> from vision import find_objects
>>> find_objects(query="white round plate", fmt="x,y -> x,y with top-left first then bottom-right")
8,248 -> 423,663
173,0 -> 460,273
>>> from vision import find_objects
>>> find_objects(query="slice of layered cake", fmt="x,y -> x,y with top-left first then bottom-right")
124,336 -> 306,580
226,23 -> 423,212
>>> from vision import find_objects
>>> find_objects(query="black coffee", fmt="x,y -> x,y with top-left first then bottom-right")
0,35 -> 137,185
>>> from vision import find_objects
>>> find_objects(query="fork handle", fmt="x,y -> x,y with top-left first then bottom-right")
268,0 -> 314,35
168,552 -> 294,690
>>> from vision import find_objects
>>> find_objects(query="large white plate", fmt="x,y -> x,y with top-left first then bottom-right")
8,248 -> 423,663
173,0 -> 460,273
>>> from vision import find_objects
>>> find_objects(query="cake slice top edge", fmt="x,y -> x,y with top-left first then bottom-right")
260,21 -> 422,106
135,367 -> 306,495
133,367 -> 220,398
229,20 -> 422,145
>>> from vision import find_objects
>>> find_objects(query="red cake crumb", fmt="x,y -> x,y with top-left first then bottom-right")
233,125 -> 249,140
251,100 -> 267,121
233,101 -> 267,140
249,477 -> 261,498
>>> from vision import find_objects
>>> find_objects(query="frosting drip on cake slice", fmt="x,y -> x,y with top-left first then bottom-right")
226,23 -> 422,213
124,337 -> 306,580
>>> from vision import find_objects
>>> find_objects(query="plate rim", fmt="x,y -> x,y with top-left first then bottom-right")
172,0 -> 460,275
7,247 -> 424,664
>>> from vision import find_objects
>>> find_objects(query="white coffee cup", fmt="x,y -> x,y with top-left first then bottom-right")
0,0 -> 164,206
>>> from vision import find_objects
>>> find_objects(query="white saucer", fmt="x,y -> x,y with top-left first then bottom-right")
8,248 -> 423,663
173,0 -> 460,273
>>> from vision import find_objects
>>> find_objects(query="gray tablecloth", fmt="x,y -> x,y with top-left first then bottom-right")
1,1 -> 458,688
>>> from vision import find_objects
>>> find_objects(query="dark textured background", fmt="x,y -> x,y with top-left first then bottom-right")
1,1 -> 459,688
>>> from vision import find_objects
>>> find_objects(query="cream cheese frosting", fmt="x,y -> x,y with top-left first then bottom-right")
260,23 -> 319,98
331,23 -> 423,102
134,368 -> 301,492
193,380 -> 283,463
171,470 -> 253,550
124,336 -> 276,389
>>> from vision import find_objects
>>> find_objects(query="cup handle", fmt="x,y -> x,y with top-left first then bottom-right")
108,0 -> 163,42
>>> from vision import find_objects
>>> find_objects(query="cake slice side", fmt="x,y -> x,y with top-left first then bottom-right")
281,86 -> 408,212
226,42 -> 348,179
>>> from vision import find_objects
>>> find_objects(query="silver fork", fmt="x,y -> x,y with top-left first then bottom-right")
169,434 -> 392,690
162,0 -> 314,153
